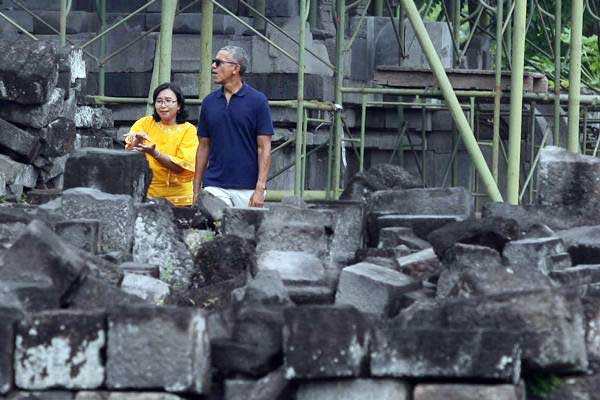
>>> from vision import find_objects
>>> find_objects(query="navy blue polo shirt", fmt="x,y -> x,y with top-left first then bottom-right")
198,83 -> 274,189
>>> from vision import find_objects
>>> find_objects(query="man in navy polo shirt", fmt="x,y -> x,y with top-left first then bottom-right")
193,45 -> 273,208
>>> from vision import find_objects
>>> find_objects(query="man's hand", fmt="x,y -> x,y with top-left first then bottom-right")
193,190 -> 201,207
249,188 -> 266,208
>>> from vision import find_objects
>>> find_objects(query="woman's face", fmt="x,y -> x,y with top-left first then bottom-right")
154,88 -> 181,123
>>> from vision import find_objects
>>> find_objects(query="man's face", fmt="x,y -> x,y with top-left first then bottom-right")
212,50 -> 240,85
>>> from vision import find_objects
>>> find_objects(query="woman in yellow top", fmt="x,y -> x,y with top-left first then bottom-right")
125,82 -> 199,206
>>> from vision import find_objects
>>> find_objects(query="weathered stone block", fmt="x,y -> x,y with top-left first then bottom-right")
64,148 -> 150,202
54,218 -> 101,254
0,37 -> 58,105
336,262 -> 420,317
118,262 -> 160,278
32,11 -> 99,34
106,306 -> 209,394
551,265 -> 600,285
257,222 -> 329,258
221,206 -> 268,240
0,118 -> 40,163
63,275 -> 144,310
0,154 -> 37,188
133,200 -> 194,288
232,270 -> 292,307
371,328 -> 521,382
0,308 -> 20,395
74,393 -> 187,400
368,187 -> 473,218
120,274 -> 170,305
379,226 -> 431,250
396,248 -> 443,280
62,187 -> 136,254
557,225 -> 600,265
413,384 -> 526,400
296,379 -> 411,400
1,220 -> 86,312
369,214 -> 462,246
504,236 -> 568,274
0,87 -> 64,129
257,250 -> 326,286
31,117 -> 76,158
74,106 -> 113,129
283,306 -> 370,379
399,289 -> 588,373
15,310 -> 105,389
1,391 -> 75,399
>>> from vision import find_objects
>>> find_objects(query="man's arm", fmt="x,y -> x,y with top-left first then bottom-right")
193,137 -> 211,205
249,134 -> 272,208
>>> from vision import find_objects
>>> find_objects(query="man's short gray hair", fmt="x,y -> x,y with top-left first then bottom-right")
220,45 -> 249,75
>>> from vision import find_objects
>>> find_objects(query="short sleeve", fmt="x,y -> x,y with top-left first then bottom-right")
197,102 -> 210,138
255,94 -> 274,136
169,124 -> 199,176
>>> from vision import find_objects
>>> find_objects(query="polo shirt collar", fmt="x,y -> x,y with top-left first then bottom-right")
218,82 -> 248,98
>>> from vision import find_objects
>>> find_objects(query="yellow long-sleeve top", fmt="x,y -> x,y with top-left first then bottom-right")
126,116 -> 199,206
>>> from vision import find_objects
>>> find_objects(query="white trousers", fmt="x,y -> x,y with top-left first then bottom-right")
203,186 -> 255,208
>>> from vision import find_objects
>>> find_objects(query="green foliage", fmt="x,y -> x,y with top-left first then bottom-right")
526,372 -> 563,399
528,27 -> 600,92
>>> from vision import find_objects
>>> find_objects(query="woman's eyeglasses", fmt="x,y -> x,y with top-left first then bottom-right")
155,99 -> 178,106
212,58 -> 239,67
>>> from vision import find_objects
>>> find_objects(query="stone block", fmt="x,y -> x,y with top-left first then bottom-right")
371,328 -> 521,382
54,218 -> 101,254
74,106 -> 113,129
145,13 -> 252,35
369,214 -> 462,246
64,149 -> 151,203
62,187 -> 136,254
15,310 -> 105,390
287,285 -> 334,305
413,384 -> 526,400
0,87 -> 64,129
538,146 -> 600,225
335,262 -> 420,317
133,200 -> 194,289
0,118 -> 41,163
436,243 -> 554,298
283,305 -> 370,379
118,262 -> 160,278
74,393 -> 187,400
257,250 -> 326,285
1,220 -> 86,312
1,391 -> 76,399
222,367 -> 290,400
221,206 -> 268,240
34,116 -> 76,157
256,222 -> 329,258
399,288 -> 588,373
557,225 -> 600,265
0,37 -> 58,104
379,227 -> 431,250
0,154 -> 37,188
120,274 -> 170,305
64,275 -> 145,310
368,187 -> 473,217
504,236 -> 568,274
296,379 -> 411,400
551,265 -> 600,285
171,34 -> 233,72
232,270 -> 292,307
0,11 -> 33,33
106,306 -> 209,394
0,308 -> 20,395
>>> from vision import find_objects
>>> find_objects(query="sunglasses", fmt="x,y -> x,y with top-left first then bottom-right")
212,58 -> 239,67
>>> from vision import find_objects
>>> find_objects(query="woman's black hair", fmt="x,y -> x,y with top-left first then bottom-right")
152,82 -> 189,123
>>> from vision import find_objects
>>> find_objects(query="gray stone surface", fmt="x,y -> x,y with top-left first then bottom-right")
0,37 -> 58,104
145,13 -> 252,35
223,367 -> 290,400
231,270 -> 292,307
396,248 -> 443,280
74,106 -> 113,129
368,187 -> 473,218
557,225 -> 600,265
62,187 -> 136,254
413,384 -> 526,400
64,149 -> 150,202
64,275 -> 145,310
1,391 -> 75,399
106,306 -> 209,394
257,250 -> 326,285
336,262 -> 420,317
379,227 -> 431,250
371,328 -> 521,382
0,154 -> 38,188
296,379 -> 411,400
370,214 -> 463,246
54,219 -> 101,254
221,206 -> 268,240
74,393 -> 187,400
504,236 -> 568,274
120,274 -> 170,305
283,306 -> 370,379
1,220 -> 86,312
14,310 -> 105,390
0,118 -> 41,163
256,222 -> 329,258
0,11 -> 33,33
550,265 -> 600,285
0,87 -> 64,129
133,200 -> 194,289
31,10 -> 99,34
436,243 -> 554,298
398,289 -> 588,372
0,308 -> 19,395
118,262 -> 160,278
538,146 -> 600,225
